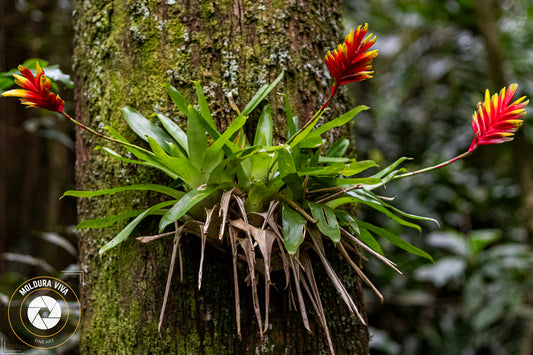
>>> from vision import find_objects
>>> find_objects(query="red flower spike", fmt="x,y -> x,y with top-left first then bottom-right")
325,23 -> 379,98
468,84 -> 528,152
2,62 -> 65,113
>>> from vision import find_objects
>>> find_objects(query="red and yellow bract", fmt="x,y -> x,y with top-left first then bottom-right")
468,84 -> 528,152
325,23 -> 378,99
2,62 -> 64,113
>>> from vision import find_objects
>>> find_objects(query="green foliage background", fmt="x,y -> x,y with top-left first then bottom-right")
344,0 -> 533,354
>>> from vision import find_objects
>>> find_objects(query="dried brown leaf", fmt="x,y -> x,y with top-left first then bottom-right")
198,223 -> 207,290
137,231 -> 175,243
309,228 -> 366,325
228,225 -> 242,339
300,252 -> 335,355
289,253 -> 311,333
340,227 -> 402,274
218,188 -> 234,240
238,235 -> 263,336
158,222 -> 184,337
337,241 -> 383,303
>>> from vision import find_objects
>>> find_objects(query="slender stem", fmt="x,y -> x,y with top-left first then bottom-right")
61,111 -> 149,153
318,94 -> 333,113
394,151 -> 472,180
301,83 -> 338,127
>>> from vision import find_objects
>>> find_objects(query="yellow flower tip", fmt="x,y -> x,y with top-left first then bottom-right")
508,109 -> 527,116
346,28 -> 354,44
1,89 -> 29,98
12,73 -> 26,82
513,96 -> 528,106
484,90 -> 492,114
35,61 -> 44,77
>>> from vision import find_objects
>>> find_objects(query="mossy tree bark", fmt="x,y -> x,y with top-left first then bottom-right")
74,0 -> 369,353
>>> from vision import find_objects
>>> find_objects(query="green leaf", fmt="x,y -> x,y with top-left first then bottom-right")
22,58 -> 49,69
359,227 -> 385,256
336,209 -> 385,255
327,138 -> 350,157
146,136 -> 201,185
187,105 -> 208,169
281,93 -> 298,138
241,71 -> 284,117
167,142 -> 188,159
357,220 -> 433,262
307,105 -> 368,139
278,147 -> 297,176
297,135 -> 323,149
143,137 -> 203,187
78,209 -> 164,229
95,146 -> 154,167
331,177 -> 383,186
318,156 -> 352,163
297,163 -> 346,177
335,210 -> 360,235
159,184 -> 220,232
286,108 -> 325,148
154,113 -> 188,154
205,114 -> 247,166
281,204 -> 307,255
62,184 -> 185,199
370,157 -> 411,179
326,193 -> 423,232
277,147 -> 303,200
193,81 -> 218,133
249,151 -> 277,182
340,160 -> 378,176
350,189 -> 439,226
165,83 -> 190,115
0,75 -> 14,92
99,200 -> 178,254
122,106 -> 177,154
96,141 -> 181,180
254,105 -> 273,146
308,201 -> 341,244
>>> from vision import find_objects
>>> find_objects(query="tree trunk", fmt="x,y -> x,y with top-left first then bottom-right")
74,1 -> 369,353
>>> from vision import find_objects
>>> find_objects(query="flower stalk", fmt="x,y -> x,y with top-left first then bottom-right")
60,111 -> 148,153
394,151 -> 472,180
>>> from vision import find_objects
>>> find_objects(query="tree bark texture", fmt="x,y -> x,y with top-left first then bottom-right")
74,1 -> 369,353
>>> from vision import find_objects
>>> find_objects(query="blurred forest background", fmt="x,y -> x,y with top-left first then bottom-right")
0,0 -> 531,354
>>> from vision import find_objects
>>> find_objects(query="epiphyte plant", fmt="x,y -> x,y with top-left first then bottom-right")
2,23 -> 528,355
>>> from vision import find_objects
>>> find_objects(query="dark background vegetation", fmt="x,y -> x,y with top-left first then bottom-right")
0,0 -> 531,354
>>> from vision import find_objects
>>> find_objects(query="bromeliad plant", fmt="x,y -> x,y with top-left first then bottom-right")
3,23 -> 528,354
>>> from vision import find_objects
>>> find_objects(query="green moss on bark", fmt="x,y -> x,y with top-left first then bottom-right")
74,0 -> 368,353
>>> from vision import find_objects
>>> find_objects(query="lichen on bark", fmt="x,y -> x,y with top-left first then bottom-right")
74,0 -> 368,353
